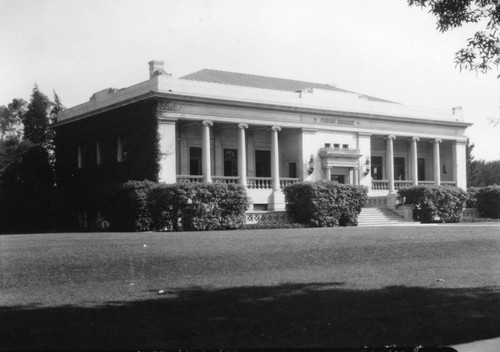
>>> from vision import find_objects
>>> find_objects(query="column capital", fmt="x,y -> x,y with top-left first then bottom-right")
236,123 -> 248,129
201,120 -> 213,127
431,138 -> 442,144
358,132 -> 373,137
385,135 -> 396,141
270,125 -> 281,132
158,117 -> 178,125
409,136 -> 420,142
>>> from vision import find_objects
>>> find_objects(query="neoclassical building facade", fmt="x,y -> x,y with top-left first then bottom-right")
56,61 -> 471,214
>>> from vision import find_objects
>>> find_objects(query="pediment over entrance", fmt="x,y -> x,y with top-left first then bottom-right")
318,147 -> 362,168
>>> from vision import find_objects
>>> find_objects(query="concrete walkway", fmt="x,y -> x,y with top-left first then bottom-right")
451,337 -> 500,352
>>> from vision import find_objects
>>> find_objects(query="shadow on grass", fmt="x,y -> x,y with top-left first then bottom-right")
1,283 -> 499,350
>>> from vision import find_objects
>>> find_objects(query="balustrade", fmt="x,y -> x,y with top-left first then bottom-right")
247,177 -> 273,189
279,178 -> 301,188
394,180 -> 413,189
176,175 -> 203,183
213,176 -> 239,184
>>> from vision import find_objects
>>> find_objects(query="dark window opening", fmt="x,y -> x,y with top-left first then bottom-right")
224,148 -> 238,176
255,150 -> 271,177
190,147 -> 202,175
289,162 -> 297,178
418,158 -> 425,181
394,157 -> 406,180
371,156 -> 383,180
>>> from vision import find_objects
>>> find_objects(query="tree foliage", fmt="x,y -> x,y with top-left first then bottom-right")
409,0 -> 500,75
0,99 -> 26,141
468,159 -> 500,186
0,85 -> 64,232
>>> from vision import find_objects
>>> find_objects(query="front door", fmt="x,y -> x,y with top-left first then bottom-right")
331,175 -> 345,184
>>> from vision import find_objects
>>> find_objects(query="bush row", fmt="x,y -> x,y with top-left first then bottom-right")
398,186 -> 468,223
474,185 -> 500,219
283,182 -> 368,227
99,181 -> 250,232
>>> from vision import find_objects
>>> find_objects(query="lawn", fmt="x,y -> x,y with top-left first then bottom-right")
1,225 -> 500,349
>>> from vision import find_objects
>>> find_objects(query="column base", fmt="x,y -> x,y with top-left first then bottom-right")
269,190 -> 286,211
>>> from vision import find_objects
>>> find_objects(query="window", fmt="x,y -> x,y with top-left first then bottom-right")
333,143 -> 340,148
289,162 -> 297,178
371,156 -> 383,180
77,145 -> 83,169
255,150 -> 271,177
189,147 -> 202,175
342,144 -> 349,149
394,157 -> 406,180
224,148 -> 238,176
116,137 -> 124,162
418,158 -> 425,181
324,143 -> 331,148
96,141 -> 102,165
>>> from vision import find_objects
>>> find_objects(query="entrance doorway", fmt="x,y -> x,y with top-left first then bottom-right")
331,175 -> 345,184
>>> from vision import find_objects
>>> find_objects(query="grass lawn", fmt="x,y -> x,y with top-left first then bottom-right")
1,225 -> 500,349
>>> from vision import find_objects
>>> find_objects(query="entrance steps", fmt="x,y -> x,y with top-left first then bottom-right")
358,207 -> 415,227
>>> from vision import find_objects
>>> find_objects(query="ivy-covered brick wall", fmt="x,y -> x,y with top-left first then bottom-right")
54,98 -> 164,228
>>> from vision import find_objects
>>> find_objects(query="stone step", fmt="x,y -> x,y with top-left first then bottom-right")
358,207 -> 415,227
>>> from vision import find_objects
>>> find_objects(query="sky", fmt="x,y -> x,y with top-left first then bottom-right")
1,0 -> 499,161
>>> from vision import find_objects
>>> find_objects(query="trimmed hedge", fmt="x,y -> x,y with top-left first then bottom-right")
466,187 -> 480,208
148,183 -> 249,231
100,180 -> 157,232
398,186 -> 468,223
283,182 -> 368,227
99,181 -> 250,232
476,185 -> 500,219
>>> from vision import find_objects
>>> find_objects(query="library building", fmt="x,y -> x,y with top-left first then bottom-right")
55,60 -> 471,225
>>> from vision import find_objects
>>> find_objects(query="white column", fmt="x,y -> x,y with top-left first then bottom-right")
158,118 -> 177,183
410,137 -> 419,186
453,140 -> 467,189
270,125 -> 284,210
201,120 -> 213,183
353,167 -> 359,185
357,132 -> 372,188
432,138 -> 442,186
324,166 -> 331,181
385,135 -> 396,193
271,126 -> 281,191
237,123 -> 248,186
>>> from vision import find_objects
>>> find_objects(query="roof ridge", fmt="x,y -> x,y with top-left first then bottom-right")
179,68 -> 398,104
182,68 -> 338,88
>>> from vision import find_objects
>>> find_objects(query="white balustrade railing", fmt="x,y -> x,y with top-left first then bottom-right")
176,175 -> 203,183
279,178 -> 301,188
213,176 -> 239,184
371,180 -> 388,190
394,180 -> 413,189
441,181 -> 457,187
247,177 -> 272,189
419,181 -> 435,187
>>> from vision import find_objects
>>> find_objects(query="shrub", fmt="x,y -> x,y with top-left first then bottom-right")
101,180 -> 157,231
283,182 -> 368,227
466,187 -> 480,208
476,185 -> 500,219
148,182 -> 250,231
398,186 -> 468,223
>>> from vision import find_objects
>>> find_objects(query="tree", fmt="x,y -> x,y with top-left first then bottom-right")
466,138 -> 479,186
0,86 -> 64,232
22,84 -> 52,147
408,0 -> 500,76
0,98 -> 26,141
